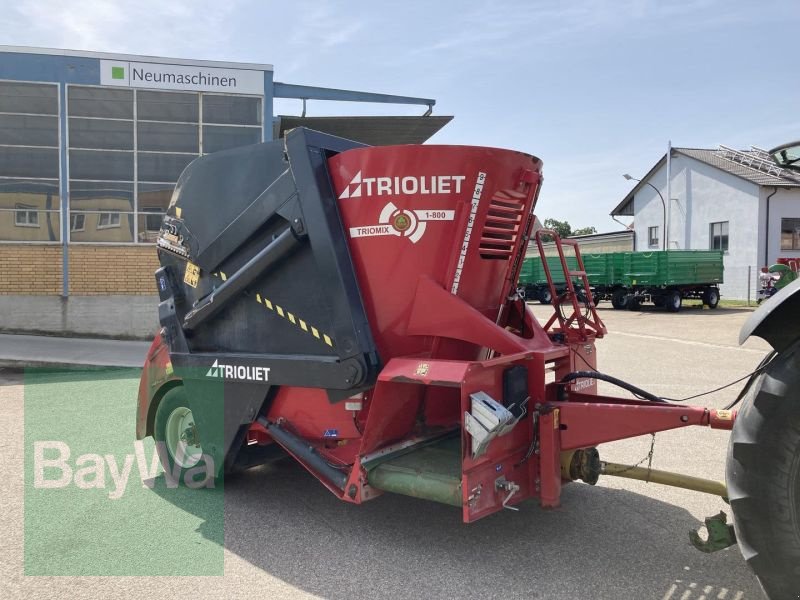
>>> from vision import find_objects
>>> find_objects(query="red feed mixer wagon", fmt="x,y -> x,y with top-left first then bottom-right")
137,129 -> 800,599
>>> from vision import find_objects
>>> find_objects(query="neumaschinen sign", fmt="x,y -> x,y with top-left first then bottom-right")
100,59 -> 264,94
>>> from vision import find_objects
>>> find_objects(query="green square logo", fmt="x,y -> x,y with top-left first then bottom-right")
111,66 -> 125,80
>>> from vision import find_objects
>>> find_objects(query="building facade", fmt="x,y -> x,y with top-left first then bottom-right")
612,146 -> 800,300
0,46 -> 445,336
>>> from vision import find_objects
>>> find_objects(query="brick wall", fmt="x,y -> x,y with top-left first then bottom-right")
0,244 -> 159,295
0,245 -> 63,294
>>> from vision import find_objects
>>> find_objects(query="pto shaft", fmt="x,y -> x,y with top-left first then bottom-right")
600,461 -> 728,499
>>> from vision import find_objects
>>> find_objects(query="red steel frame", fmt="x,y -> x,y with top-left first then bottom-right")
136,143 -> 736,524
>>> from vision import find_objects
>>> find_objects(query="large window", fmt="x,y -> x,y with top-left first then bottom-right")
67,85 -> 262,243
781,218 -> 800,250
0,81 -> 60,241
648,226 -> 659,248
710,221 -> 729,252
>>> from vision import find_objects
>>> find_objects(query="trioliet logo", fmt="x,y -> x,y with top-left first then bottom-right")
338,171 -> 466,199
206,360 -> 271,382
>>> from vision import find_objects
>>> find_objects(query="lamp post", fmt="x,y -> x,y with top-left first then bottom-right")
623,173 -> 667,251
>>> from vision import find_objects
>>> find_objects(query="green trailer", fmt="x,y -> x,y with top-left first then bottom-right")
521,250 -> 724,312
608,250 -> 724,311
519,255 -> 578,303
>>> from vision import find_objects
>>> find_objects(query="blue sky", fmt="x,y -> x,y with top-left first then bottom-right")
4,0 -> 800,231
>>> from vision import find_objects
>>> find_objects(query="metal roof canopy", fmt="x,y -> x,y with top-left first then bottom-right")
276,115 -> 453,146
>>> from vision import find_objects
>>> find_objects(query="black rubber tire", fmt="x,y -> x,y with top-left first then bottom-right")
538,288 -> 552,305
726,343 -> 800,599
704,287 -> 720,309
627,296 -> 640,311
664,290 -> 682,312
154,387 -> 216,486
611,289 -> 628,310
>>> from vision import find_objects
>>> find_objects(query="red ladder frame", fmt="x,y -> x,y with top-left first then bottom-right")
533,229 -> 606,341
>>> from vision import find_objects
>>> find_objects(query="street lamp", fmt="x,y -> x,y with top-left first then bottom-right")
623,173 -> 667,251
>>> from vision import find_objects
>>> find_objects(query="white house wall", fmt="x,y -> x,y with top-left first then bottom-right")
635,155 -> 760,300
761,187 -> 800,267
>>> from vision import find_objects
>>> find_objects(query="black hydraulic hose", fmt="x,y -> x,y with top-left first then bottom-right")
722,350 -> 777,410
558,371 -> 667,403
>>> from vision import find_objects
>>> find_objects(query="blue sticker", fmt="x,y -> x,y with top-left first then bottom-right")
495,464 -> 503,472
323,429 -> 339,438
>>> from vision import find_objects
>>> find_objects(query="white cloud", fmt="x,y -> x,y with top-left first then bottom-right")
2,0 -> 242,59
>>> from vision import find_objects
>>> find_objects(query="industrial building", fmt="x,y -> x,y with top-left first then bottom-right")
612,145 -> 800,300
0,46 -> 450,336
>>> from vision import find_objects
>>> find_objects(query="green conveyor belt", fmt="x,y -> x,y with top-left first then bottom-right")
366,435 -> 462,507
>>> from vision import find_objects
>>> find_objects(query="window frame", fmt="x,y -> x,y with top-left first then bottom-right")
710,221 -> 729,252
0,80 -> 61,243
14,203 -> 40,227
648,225 -> 659,248
96,211 -> 121,230
780,217 -> 800,251
70,213 -> 85,232
65,84 -> 264,245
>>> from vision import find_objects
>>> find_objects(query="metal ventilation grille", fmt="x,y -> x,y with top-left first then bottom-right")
479,189 -> 526,259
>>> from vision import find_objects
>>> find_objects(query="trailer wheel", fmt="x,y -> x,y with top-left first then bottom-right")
154,387 -> 214,484
611,289 -> 628,310
538,288 -> 552,305
664,290 -> 682,312
726,343 -> 800,599
703,287 -> 720,309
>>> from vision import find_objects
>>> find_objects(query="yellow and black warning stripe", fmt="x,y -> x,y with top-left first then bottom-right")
255,292 -> 334,347
212,271 -> 333,348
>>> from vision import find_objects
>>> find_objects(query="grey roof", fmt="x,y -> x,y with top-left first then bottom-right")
677,148 -> 800,186
611,146 -> 800,216
277,115 -> 453,146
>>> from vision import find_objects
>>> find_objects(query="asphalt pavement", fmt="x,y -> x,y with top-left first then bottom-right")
0,302 -> 773,599
0,333 -> 151,368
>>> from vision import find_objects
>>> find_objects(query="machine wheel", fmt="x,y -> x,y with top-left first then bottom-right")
538,288 -> 552,305
704,287 -> 720,309
627,296 -> 641,311
726,343 -> 800,599
664,290 -> 682,312
154,387 -> 214,485
611,289 -> 628,310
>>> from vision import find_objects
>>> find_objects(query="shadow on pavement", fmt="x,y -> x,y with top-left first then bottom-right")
150,458 -> 762,600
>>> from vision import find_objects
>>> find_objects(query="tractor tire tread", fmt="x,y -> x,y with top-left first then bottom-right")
726,344 -> 800,599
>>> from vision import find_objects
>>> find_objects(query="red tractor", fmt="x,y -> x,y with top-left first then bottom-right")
137,130 -> 800,599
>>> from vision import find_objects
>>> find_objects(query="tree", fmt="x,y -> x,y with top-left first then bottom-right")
541,218 -> 596,239
542,218 -> 572,238
572,226 -> 597,236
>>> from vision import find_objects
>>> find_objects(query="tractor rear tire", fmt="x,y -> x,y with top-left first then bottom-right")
611,289 -> 628,310
726,343 -> 800,599
664,290 -> 682,312
538,288 -> 552,305
704,287 -> 720,309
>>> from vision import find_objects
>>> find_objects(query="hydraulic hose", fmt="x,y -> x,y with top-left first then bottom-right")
558,371 -> 667,403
